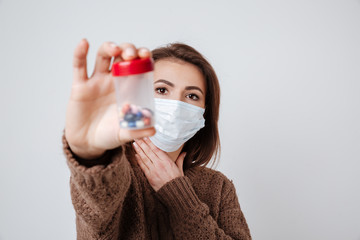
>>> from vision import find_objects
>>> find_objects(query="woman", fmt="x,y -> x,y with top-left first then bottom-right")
63,39 -> 251,239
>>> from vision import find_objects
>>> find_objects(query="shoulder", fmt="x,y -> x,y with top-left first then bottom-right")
185,166 -> 236,197
185,166 -> 233,184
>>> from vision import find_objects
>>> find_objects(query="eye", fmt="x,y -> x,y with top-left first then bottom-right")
187,93 -> 199,101
155,87 -> 168,95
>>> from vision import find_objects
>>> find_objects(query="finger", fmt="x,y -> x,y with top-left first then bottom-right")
176,152 -> 186,172
112,55 -> 123,64
119,43 -> 138,60
135,154 -> 150,175
143,137 -> 169,161
73,39 -> 89,82
119,127 -> 156,144
113,47 -> 150,64
135,139 -> 161,164
138,47 -> 152,59
133,141 -> 153,168
92,41 -> 121,76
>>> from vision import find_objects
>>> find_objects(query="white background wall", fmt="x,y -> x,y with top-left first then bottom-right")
0,0 -> 359,239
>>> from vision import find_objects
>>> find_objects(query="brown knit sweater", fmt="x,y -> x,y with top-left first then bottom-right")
63,136 -> 251,240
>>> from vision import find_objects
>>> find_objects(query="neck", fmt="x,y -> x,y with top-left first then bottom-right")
167,145 -> 184,162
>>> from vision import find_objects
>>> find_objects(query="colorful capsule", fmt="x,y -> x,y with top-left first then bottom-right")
143,117 -> 151,126
136,120 -> 145,128
135,111 -> 143,120
130,104 -> 138,114
120,120 -> 128,128
128,121 -> 136,128
141,108 -> 152,118
124,113 -> 136,122
119,103 -> 153,129
121,103 -> 130,114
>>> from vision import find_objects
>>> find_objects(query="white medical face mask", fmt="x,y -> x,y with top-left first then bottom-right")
149,98 -> 205,152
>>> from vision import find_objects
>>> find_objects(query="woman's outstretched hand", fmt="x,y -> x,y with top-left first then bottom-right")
65,39 -> 156,159
133,137 -> 186,192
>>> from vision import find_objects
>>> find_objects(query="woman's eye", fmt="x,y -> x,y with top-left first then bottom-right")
155,87 -> 168,95
187,94 -> 199,101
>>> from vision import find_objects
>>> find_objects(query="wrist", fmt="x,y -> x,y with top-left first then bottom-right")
68,143 -> 106,160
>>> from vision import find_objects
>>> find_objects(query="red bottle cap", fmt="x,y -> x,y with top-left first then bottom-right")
111,58 -> 154,76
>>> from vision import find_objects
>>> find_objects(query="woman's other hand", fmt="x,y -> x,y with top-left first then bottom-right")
133,137 -> 186,192
65,39 -> 155,159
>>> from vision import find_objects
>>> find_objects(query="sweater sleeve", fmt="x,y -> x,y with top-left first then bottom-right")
154,176 -> 251,240
63,135 -> 132,239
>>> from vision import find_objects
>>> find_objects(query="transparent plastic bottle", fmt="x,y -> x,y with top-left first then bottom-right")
111,58 -> 155,129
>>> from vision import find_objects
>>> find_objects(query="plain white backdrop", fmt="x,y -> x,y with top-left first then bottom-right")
0,0 -> 359,239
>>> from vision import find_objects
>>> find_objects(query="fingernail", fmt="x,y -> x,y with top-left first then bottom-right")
110,42 -> 118,49
133,142 -> 138,148
139,48 -> 148,56
124,47 -> 135,57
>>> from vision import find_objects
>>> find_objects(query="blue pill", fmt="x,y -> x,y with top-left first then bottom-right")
128,121 -> 136,128
135,111 -> 143,120
124,113 -> 136,121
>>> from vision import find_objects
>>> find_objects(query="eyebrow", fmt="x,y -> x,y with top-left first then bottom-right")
154,79 -> 174,87
185,86 -> 204,95
154,79 -> 204,95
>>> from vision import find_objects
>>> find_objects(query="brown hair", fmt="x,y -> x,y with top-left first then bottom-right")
152,43 -> 221,170
124,43 -> 221,170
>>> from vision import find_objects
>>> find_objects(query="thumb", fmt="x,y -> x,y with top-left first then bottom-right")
118,127 -> 156,145
175,152 -> 186,171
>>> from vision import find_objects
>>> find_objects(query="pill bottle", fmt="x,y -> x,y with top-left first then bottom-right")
111,58 -> 155,129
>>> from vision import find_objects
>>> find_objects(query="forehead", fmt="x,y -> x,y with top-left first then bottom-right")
154,59 -> 206,90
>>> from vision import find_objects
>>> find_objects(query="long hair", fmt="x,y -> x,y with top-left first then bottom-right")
124,43 -> 221,170
152,43 -> 221,170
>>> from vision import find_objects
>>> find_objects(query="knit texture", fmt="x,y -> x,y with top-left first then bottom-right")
63,135 -> 251,239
